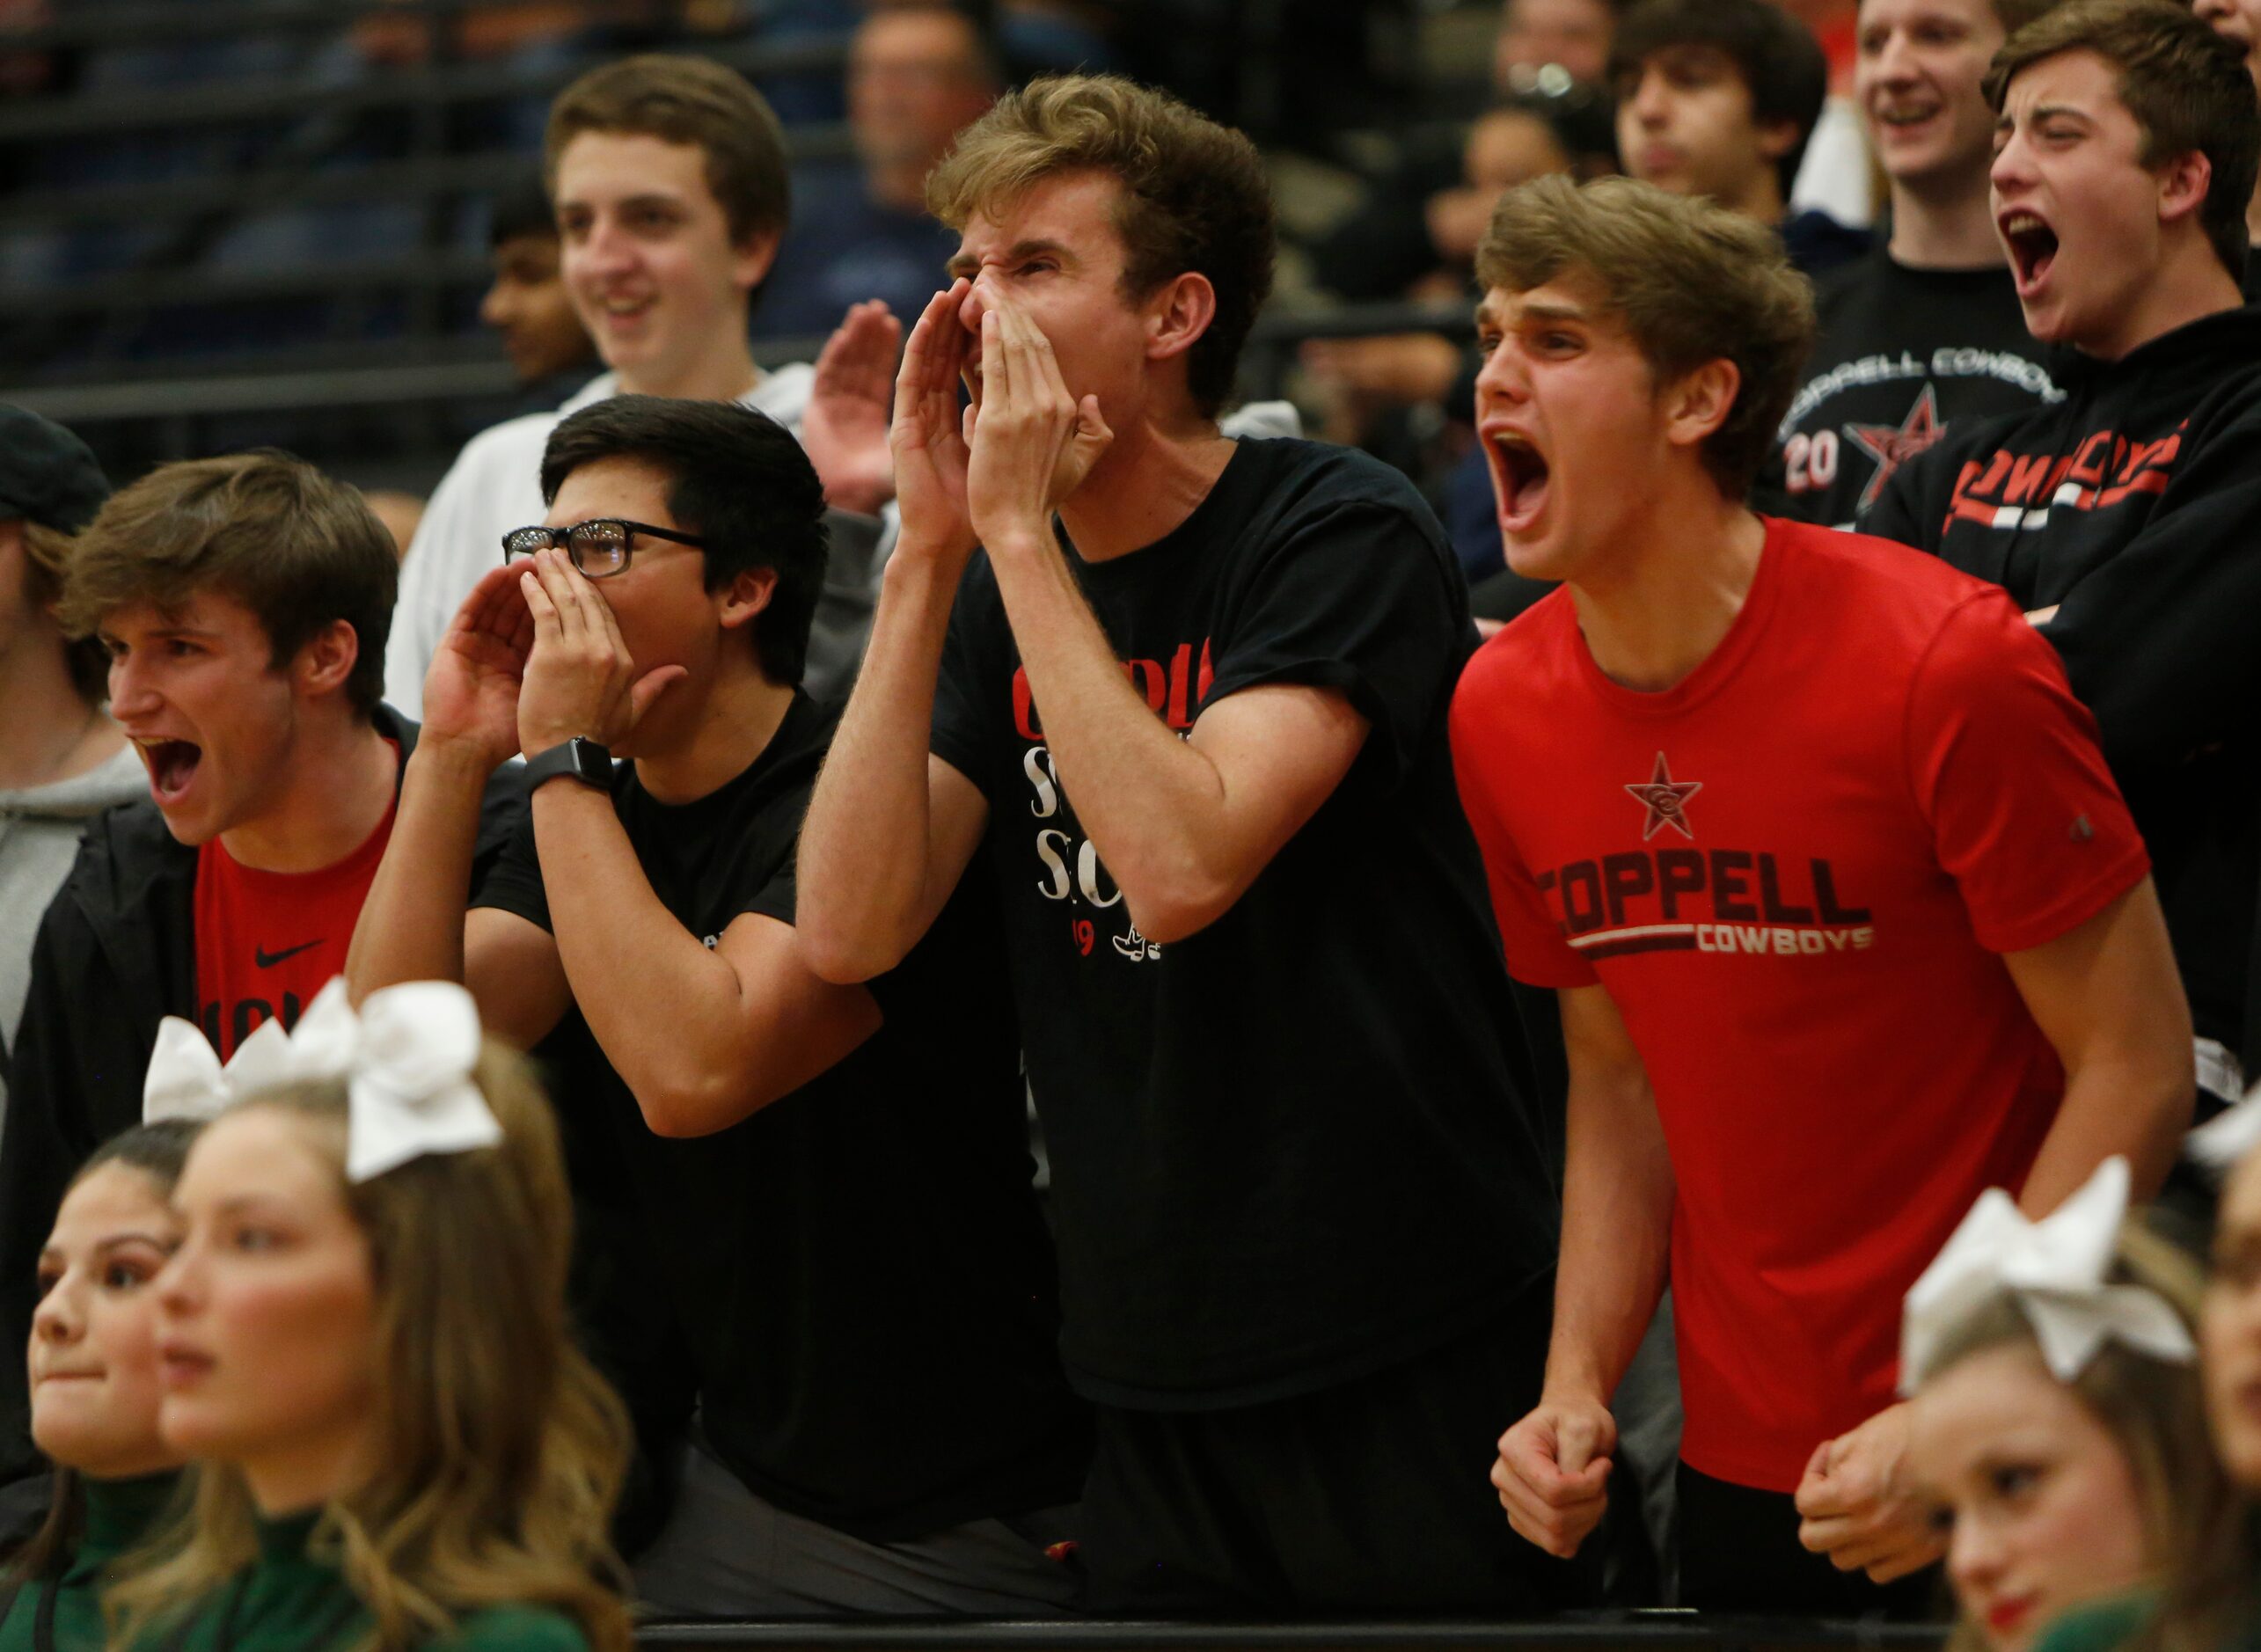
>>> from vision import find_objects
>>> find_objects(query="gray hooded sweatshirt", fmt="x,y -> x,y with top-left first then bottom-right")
0,745 -> 145,1128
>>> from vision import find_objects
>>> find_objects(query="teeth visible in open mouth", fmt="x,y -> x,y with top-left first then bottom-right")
1879,106 -> 1940,126
2001,212 -> 2060,282
135,738 -> 202,800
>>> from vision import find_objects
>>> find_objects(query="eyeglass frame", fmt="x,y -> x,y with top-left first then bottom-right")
499,518 -> 711,580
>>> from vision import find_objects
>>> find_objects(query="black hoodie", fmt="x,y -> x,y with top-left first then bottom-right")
0,705 -> 526,1487
1863,304 -> 2261,1067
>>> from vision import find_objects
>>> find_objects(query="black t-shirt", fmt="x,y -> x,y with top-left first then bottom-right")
474,695 -> 1089,1543
930,437 -> 1560,1411
1763,250 -> 2063,527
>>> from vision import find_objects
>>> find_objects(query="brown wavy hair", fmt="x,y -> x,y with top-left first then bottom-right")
106,1043 -> 633,1652
926,73 -> 1277,420
1475,172 -> 1816,500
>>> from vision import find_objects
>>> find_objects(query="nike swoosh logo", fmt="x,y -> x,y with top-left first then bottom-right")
254,939 -> 324,969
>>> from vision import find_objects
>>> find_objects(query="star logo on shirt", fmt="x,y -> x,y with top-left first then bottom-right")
1626,752 -> 1702,842
1845,384 -> 1947,513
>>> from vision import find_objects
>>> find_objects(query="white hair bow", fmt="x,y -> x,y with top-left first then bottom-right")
143,977 -> 501,1182
2188,1081 -> 2261,1179
1899,1156 -> 2195,1396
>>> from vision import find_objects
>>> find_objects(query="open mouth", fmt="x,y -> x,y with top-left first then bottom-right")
1485,428 -> 1553,533
1876,102 -> 1941,133
2001,210 -> 2060,294
135,738 -> 202,805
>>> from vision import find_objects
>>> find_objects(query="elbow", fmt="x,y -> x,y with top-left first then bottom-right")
635,1062 -> 784,1140
797,919 -> 903,986
1123,866 -> 1243,947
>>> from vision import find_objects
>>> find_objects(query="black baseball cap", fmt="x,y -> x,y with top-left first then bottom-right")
0,405 -> 109,534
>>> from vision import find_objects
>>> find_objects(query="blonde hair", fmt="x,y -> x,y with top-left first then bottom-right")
1925,1223 -> 2236,1652
1475,172 -> 1816,500
926,74 -> 1276,419
107,1044 -> 633,1652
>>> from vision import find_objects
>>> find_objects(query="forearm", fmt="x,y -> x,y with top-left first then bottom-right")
344,742 -> 490,998
2022,1056 -> 2191,1214
987,528 -> 1240,942
532,782 -> 775,1124
798,550 -> 959,981
1543,1071 -> 1676,1407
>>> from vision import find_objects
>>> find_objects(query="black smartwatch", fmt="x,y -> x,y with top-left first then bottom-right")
523,736 -> 613,793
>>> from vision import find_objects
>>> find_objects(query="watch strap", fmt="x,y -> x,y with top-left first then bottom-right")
523,736 -> 612,792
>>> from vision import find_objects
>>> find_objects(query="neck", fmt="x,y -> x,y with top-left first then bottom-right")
1738,171 -> 1787,230
1567,481 -> 1767,693
0,634 -> 120,791
2088,240 -> 2244,362
616,336 -> 761,404
1056,411 -> 1237,563
631,662 -> 796,805
2248,178 -> 2261,249
239,1427 -> 371,1524
218,718 -> 398,873
1885,169 -> 2006,269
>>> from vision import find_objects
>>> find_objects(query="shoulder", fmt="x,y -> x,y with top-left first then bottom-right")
1774,518 -> 2016,631
1452,587 -> 1577,720
442,404 -> 574,482
1242,437 -> 1433,521
57,800 -> 188,918
435,1604 -> 590,1650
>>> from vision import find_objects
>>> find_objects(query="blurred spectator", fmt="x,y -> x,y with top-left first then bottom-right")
2191,1141 -> 2261,1651
2186,0 -> 2261,297
1611,0 -> 1871,274
753,2 -> 998,340
1764,0 -> 2063,530
480,177 -> 601,402
0,409 -> 135,1143
1498,0 -> 1623,85
1862,0 -> 2261,1118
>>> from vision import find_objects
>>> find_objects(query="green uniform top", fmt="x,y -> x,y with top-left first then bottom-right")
135,1509 -> 589,1651
2031,1589 -> 2158,1652
0,1471 -> 184,1651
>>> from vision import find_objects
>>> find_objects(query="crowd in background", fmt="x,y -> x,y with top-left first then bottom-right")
3,0 -> 2261,1645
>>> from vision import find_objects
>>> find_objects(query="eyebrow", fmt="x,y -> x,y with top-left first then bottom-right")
35,1232 -> 172,1267
1517,302 -> 1592,326
945,238 -> 1073,280
558,191 -> 685,215
100,625 -> 223,646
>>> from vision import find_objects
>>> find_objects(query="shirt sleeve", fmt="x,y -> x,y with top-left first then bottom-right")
1202,500 -> 1468,786
467,808 -> 552,934
1906,589 -> 2150,954
1448,666 -> 1599,990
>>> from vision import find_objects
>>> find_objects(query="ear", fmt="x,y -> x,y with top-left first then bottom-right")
290,619 -> 362,701
1143,271 -> 1218,368
715,565 -> 779,634
730,228 -> 783,296
1661,358 -> 1742,455
2155,149 -> 2214,230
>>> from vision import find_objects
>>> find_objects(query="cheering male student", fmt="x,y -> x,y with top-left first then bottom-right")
348,396 -> 1090,1614
1865,0 -> 2261,1122
797,75 -> 1570,1612
1451,173 -> 2191,1610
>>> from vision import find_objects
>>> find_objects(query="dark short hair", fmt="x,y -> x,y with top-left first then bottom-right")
1987,0 -> 2259,282
1609,0 -> 1830,197
1477,173 -> 1818,500
926,75 -> 1277,419
58,452 -> 398,719
539,397 -> 829,687
545,55 -> 792,248
490,175 -> 559,249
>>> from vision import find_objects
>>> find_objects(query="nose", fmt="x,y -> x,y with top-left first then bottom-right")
1946,1510 -> 2004,1599
154,1244 -> 201,1318
569,216 -> 636,281
1473,333 -> 1528,412
1989,128 -> 2033,197
957,272 -> 991,335
2194,0 -> 2231,21
479,279 -> 511,329
1628,68 -> 1670,124
107,651 -> 160,721
1870,29 -> 1918,86
31,1280 -> 83,1346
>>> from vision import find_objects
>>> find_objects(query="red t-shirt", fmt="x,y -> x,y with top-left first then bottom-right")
192,783 -> 399,1060
1449,519 -> 2149,1492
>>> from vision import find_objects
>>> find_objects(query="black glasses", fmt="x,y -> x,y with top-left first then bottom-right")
501,519 -> 709,580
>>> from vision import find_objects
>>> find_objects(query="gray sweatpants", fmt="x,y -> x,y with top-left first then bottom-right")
632,1436 -> 1082,1618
